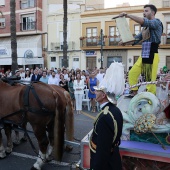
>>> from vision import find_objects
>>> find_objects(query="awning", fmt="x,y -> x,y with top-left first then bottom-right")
0,35 -> 43,65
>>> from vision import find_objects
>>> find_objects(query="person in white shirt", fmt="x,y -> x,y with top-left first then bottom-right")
48,71 -> 59,85
24,70 -> 31,84
73,72 -> 84,114
63,69 -> 69,81
96,69 -> 105,84
19,68 -> 25,80
81,70 -> 86,84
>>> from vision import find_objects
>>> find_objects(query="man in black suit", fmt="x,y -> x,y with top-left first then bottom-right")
31,69 -> 41,82
89,62 -> 124,170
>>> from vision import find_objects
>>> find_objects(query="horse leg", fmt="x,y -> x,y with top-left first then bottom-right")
0,130 -> 6,158
13,130 -> 20,145
22,122 -> 28,141
4,124 -> 13,153
31,125 -> 49,170
14,122 -> 28,144
46,121 -> 54,160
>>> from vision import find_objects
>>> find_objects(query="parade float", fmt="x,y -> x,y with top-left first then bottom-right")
80,81 -> 170,169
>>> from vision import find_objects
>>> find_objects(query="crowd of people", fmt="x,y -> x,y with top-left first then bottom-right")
0,66 -> 106,114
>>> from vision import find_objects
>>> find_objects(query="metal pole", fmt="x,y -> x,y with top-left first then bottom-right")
100,29 -> 103,69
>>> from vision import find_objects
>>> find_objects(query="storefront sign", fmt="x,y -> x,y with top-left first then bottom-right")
24,58 -> 44,65
86,51 -> 96,56
24,50 -> 34,58
0,46 -> 10,56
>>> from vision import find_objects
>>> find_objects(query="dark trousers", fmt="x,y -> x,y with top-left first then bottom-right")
90,147 -> 122,170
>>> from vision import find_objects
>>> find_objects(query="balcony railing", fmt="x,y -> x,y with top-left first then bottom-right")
80,36 -> 122,47
80,34 -> 170,48
20,22 -> 36,31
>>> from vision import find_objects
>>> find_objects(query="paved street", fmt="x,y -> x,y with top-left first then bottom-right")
0,108 -> 97,170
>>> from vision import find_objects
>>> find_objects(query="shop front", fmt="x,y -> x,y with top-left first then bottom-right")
0,35 -> 44,73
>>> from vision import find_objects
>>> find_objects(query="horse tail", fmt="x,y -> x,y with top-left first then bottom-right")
64,91 -> 74,141
53,91 -> 65,161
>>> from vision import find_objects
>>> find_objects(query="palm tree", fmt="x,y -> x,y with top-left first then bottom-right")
63,0 -> 68,68
10,0 -> 18,75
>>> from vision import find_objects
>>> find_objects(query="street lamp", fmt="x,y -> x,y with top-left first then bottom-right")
100,29 -> 104,69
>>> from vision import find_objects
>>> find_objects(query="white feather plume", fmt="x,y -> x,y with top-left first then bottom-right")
99,62 -> 125,96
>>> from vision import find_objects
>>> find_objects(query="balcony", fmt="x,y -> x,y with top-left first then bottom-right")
80,35 -> 170,50
50,41 -> 75,51
80,36 -> 123,48
20,21 -> 36,31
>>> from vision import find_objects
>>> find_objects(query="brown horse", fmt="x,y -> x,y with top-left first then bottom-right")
0,80 -> 74,170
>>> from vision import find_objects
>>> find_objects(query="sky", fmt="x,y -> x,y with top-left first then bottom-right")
105,0 -> 149,8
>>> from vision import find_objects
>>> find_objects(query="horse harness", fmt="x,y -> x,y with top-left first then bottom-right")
0,82 -> 54,125
0,82 -> 55,157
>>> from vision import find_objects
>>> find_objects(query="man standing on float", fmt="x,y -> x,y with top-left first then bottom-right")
119,4 -> 163,96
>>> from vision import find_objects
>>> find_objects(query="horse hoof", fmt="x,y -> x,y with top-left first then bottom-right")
21,137 -> 27,142
65,145 -> 73,152
5,147 -> 12,154
13,140 -> 20,145
0,151 -> 6,159
46,155 -> 54,162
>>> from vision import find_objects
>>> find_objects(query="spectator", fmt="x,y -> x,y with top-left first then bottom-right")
19,68 -> 25,80
24,70 -> 31,84
48,71 -> 59,85
68,74 -> 75,110
59,74 -> 68,91
96,68 -> 105,84
31,69 -> 41,82
88,72 -> 99,112
63,69 -> 69,81
73,73 -> 84,114
40,71 -> 48,84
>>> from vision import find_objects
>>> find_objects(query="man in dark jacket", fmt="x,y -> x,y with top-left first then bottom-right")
89,62 -> 124,170
31,69 -> 41,82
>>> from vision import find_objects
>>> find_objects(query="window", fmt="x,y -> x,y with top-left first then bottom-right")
86,27 -> 97,46
163,0 -> 170,7
109,26 -> 120,45
0,18 -> 5,28
21,14 -> 35,31
59,32 -> 68,50
134,56 -> 139,64
0,0 -> 5,6
166,56 -> 170,70
73,58 -> 79,61
107,56 -> 122,67
51,57 -> 56,62
59,56 -> 69,68
167,23 -> 170,38
134,24 -> 141,36
21,0 -> 35,9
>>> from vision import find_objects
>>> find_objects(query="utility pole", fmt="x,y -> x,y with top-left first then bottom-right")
100,29 -> 103,69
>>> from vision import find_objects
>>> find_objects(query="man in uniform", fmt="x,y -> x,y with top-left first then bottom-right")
89,62 -> 124,170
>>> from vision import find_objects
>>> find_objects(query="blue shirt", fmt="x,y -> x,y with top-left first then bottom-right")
134,18 -> 163,45
40,77 -> 48,84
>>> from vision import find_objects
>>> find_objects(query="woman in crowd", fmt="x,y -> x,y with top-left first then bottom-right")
59,74 -> 68,91
24,70 -> 31,84
68,74 -> 75,110
73,73 -> 84,114
81,70 -> 86,85
88,72 -> 98,112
